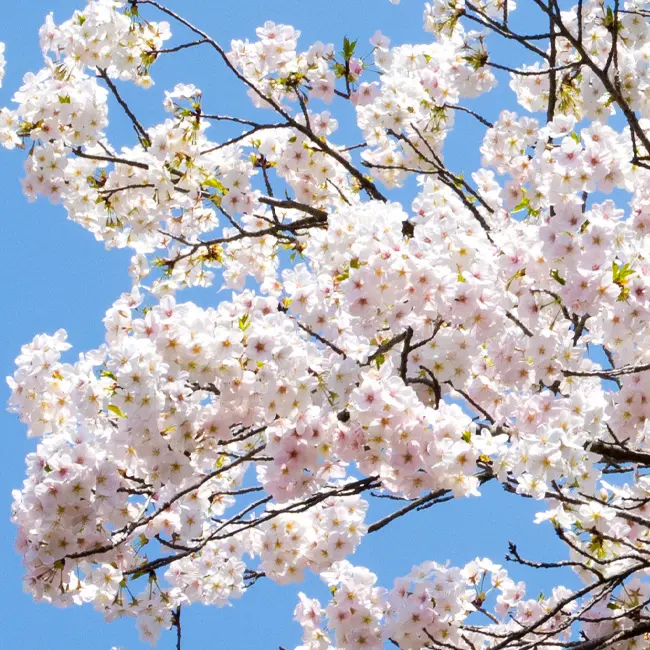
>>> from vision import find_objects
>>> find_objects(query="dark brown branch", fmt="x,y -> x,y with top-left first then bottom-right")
399,327 -> 414,381
200,123 -> 289,154
463,3 -> 551,59
138,0 -> 387,201
486,59 -> 580,76
66,444 -> 265,560
562,362 -> 650,379
96,67 -> 150,145
366,330 -> 409,366
258,196 -> 328,220
386,126 -> 494,241
588,440 -> 650,467
149,38 -> 209,55
368,488 -> 450,533
532,0 -> 650,158
445,103 -> 494,128
507,541 -> 604,580
70,147 -> 149,170
505,310 -> 534,337
173,605 -> 182,650
448,383 -> 495,424
292,318 -> 347,358
125,477 -> 379,576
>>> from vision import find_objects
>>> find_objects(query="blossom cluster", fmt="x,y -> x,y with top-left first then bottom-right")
251,492 -> 368,583
293,557 -> 576,650
4,0 -> 650,648
40,0 -> 171,84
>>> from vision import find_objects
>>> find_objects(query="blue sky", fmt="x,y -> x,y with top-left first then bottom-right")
0,2 -> 579,649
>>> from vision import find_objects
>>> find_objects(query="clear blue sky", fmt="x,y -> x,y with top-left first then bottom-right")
0,2 -> 576,649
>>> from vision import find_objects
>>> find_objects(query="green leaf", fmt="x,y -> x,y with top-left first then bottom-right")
335,267 -> 350,283
505,268 -> 526,292
612,261 -> 635,301
612,261 -> 635,284
550,269 -> 566,286
463,50 -> 488,71
332,62 -> 347,79
129,568 -> 149,581
239,313 -> 251,331
588,536 -> 607,560
203,177 -> 227,193
342,36 -> 357,60
108,404 -> 127,419
511,195 -> 530,214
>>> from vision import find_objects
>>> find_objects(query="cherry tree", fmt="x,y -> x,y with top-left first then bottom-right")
3,0 -> 650,648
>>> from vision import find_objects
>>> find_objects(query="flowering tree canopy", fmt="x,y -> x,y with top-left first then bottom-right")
5,0 -> 650,648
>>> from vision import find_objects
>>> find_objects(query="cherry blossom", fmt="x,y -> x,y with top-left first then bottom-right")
4,0 -> 650,648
